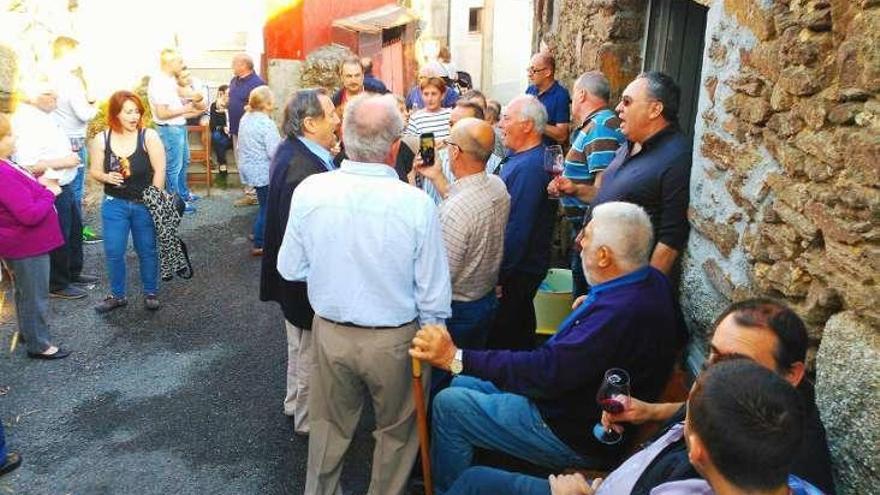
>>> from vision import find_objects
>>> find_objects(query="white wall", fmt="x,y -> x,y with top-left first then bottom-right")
489,0 -> 531,104
449,0 -> 485,89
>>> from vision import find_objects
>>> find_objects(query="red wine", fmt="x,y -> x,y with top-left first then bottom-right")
599,398 -> 625,414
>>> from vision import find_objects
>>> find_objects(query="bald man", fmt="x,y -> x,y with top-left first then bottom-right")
430,117 -> 510,394
525,52 -> 571,146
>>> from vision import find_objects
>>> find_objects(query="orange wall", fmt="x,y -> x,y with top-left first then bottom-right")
265,0 -> 395,60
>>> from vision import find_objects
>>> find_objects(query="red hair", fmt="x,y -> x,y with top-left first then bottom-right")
107,91 -> 145,133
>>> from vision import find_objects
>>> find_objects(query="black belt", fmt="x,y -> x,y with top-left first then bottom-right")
319,316 -> 412,330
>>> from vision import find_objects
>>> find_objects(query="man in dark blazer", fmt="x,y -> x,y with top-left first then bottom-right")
260,89 -> 340,434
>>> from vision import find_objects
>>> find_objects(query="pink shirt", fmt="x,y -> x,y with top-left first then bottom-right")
0,159 -> 64,259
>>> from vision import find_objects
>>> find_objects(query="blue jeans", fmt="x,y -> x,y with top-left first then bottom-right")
253,185 -> 269,248
179,132 -> 192,200
0,415 -> 7,460
70,138 -> 88,213
101,197 -> 159,297
432,292 -> 497,395
5,254 -> 53,354
157,125 -> 187,197
447,466 -> 550,495
211,130 -> 232,165
568,219 -> 588,299
432,376 -> 586,493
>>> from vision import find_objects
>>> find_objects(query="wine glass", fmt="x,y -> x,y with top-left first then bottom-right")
592,368 -> 631,445
544,145 -> 564,178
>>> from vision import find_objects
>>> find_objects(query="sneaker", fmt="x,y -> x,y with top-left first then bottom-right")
94,295 -> 127,314
50,286 -> 88,300
0,452 -> 22,477
82,226 -> 103,244
144,294 -> 160,311
188,193 -> 201,202
72,273 -> 99,285
233,195 -> 258,207
184,202 -> 197,214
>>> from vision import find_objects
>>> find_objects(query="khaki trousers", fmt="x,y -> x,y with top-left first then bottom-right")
305,316 -> 426,495
283,320 -> 313,434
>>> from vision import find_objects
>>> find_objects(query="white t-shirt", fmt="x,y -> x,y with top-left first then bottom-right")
148,71 -> 186,125
12,103 -> 78,186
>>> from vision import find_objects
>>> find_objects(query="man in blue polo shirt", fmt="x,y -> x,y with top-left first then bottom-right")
525,52 -> 570,146
487,94 -> 556,351
548,71 -> 625,298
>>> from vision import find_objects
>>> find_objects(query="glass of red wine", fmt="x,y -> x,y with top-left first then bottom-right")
592,368 -> 631,445
544,145 -> 564,178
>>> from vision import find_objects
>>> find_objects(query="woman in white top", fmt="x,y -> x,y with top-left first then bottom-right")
237,85 -> 281,256
405,76 -> 452,141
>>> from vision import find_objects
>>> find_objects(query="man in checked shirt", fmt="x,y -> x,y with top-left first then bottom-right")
418,117 -> 511,394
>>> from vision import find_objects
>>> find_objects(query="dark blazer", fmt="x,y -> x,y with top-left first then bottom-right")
259,135 -> 329,329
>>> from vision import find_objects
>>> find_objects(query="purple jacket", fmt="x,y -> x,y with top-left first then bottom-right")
0,159 -> 64,259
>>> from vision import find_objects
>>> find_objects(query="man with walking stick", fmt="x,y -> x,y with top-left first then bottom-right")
278,93 -> 451,495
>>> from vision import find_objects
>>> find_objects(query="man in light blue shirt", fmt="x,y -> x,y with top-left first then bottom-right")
277,93 -> 451,495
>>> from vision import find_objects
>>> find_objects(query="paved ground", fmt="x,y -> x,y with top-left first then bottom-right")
0,187 -> 376,494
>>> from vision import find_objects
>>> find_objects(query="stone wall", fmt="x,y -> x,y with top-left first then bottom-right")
685,0 -> 879,492
534,0 -> 647,99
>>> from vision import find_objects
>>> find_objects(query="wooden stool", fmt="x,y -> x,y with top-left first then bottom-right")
186,124 -> 212,197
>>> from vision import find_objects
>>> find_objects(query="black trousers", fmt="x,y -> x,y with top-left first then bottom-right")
487,270 -> 546,351
49,184 -> 84,291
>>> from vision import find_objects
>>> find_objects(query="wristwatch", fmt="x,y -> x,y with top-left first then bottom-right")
450,349 -> 464,375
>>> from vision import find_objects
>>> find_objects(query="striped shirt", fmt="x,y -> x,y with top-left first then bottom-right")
561,108 -> 625,218
439,173 -> 511,302
405,107 -> 452,140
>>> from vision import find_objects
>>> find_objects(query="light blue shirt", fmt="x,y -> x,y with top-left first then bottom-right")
277,159 -> 452,326
237,111 -> 282,187
300,136 -> 334,171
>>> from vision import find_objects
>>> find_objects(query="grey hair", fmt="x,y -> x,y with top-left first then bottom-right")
588,202 -> 654,271
510,94 -> 547,134
282,88 -> 328,137
343,94 -> 403,163
574,71 -> 611,103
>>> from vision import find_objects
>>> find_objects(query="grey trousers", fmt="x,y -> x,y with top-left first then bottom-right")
306,316 -> 426,495
284,319 -> 313,434
5,255 -> 53,354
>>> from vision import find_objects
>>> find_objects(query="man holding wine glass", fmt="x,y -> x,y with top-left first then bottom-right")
410,201 -> 681,493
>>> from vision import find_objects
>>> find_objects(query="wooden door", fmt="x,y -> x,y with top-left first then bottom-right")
643,0 -> 708,140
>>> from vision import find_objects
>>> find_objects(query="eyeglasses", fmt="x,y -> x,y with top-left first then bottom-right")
446,141 -> 462,153
527,67 -> 549,74
618,95 -> 659,107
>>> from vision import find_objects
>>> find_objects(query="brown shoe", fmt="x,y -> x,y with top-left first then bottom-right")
233,196 -> 258,207
250,248 -> 263,257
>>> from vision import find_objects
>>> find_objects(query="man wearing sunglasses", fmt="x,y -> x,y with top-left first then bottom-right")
525,52 -> 571,147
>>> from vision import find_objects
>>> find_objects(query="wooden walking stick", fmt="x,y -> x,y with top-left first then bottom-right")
412,357 -> 434,495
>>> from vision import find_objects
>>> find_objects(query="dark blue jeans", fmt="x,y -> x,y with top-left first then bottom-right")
101,196 -> 159,297
447,466 -> 550,495
0,415 -> 7,461
211,130 -> 232,165
568,218 -> 588,299
253,185 -> 269,248
49,184 -> 84,291
432,291 -> 497,396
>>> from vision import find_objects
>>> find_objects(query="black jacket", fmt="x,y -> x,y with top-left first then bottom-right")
259,136 -> 329,329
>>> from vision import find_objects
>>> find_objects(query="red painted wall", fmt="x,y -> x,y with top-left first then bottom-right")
265,0 -> 395,60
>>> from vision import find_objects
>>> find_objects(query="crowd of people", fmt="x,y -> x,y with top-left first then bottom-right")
0,37 -> 837,495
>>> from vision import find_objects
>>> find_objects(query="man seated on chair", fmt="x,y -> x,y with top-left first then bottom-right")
410,201 -> 682,493
440,298 -> 834,495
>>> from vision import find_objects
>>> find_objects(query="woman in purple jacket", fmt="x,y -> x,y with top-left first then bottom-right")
0,113 -> 71,359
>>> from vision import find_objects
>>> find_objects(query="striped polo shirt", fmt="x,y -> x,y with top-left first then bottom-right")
561,108 -> 626,219
404,107 -> 452,140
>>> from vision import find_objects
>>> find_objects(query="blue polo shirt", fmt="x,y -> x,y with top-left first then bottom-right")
228,72 -> 266,136
527,81 -> 571,146
587,126 -> 692,251
498,145 -> 556,279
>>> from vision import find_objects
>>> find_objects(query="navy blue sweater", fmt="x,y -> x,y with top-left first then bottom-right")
499,144 -> 556,280
463,267 -> 680,461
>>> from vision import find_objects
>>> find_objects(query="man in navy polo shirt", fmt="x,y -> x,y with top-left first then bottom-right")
228,53 -> 266,207
581,72 -> 691,278
487,95 -> 556,351
525,52 -> 570,146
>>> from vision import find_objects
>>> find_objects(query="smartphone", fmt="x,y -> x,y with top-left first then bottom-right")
419,133 -> 435,166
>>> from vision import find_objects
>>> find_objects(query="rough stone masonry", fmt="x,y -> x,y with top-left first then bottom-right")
535,0 -> 879,492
